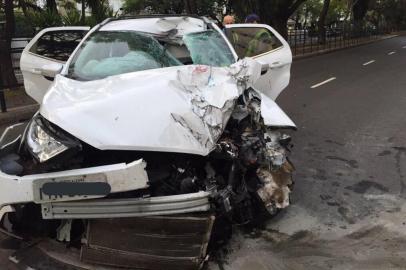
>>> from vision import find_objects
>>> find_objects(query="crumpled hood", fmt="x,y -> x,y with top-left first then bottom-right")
41,61 -> 295,156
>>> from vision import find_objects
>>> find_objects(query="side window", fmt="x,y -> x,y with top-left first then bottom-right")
226,27 -> 283,59
29,30 -> 87,62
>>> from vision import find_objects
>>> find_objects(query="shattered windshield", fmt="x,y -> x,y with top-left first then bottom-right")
67,29 -> 235,81
68,31 -> 182,81
183,30 -> 235,67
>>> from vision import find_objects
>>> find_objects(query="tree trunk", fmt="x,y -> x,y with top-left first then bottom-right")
318,0 -> 331,44
81,0 -> 86,24
272,17 -> 289,39
353,0 -> 370,29
0,0 -> 17,88
229,0 -> 306,39
304,7 -> 309,28
184,0 -> 198,14
89,0 -> 101,16
18,0 -> 28,16
46,0 -> 58,13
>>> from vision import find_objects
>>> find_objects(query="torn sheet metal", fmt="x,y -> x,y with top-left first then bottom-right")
0,205 -> 14,222
260,93 -> 296,128
41,60 -> 258,155
0,123 -> 27,150
256,161 -> 294,212
100,17 -> 206,37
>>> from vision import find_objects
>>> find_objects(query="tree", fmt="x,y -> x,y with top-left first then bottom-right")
87,0 -> 111,22
0,0 -> 17,88
81,0 -> 85,24
183,0 -> 197,13
15,0 -> 42,16
367,0 -> 406,29
318,0 -> 331,44
295,0 -> 323,27
353,0 -> 370,26
122,0 -> 225,17
46,0 -> 58,13
229,0 -> 308,38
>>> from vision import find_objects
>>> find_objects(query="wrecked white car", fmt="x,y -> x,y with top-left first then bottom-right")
2,15 -> 295,269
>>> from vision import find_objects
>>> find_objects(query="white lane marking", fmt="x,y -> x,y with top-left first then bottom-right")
311,77 -> 337,89
388,51 -> 396,55
403,46 -> 406,49
363,60 -> 375,66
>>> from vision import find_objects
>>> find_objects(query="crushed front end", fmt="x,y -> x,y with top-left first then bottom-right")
0,62 -> 295,270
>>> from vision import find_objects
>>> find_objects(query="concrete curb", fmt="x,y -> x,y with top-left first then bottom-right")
0,104 -> 39,126
293,34 -> 400,61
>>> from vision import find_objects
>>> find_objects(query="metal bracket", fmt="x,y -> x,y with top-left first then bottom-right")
56,219 -> 72,242
42,192 -> 211,219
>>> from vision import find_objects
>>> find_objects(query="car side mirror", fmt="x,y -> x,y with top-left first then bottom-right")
40,63 -> 63,78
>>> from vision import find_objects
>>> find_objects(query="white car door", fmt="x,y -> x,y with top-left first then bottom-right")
225,24 -> 292,100
20,27 -> 89,103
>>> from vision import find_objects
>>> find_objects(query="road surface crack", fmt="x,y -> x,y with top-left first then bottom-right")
392,147 -> 406,197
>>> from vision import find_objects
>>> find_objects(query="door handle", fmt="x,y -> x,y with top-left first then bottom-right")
31,68 -> 42,75
270,62 -> 285,69
261,63 -> 270,75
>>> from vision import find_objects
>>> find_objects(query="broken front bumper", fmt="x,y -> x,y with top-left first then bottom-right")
0,158 -> 212,221
0,159 -> 151,219
0,124 -> 211,222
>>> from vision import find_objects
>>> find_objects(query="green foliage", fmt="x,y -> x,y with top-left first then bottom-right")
14,12 -> 36,37
122,0 -> 146,13
326,0 -> 347,24
62,8 -> 82,26
17,0 -> 114,30
122,0 -> 186,14
367,0 -> 406,28
228,0 -> 308,37
296,0 -> 347,26
87,0 -> 114,23
122,0 -> 225,17
27,9 -> 62,28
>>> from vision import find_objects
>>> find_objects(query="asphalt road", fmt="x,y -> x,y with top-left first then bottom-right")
1,36 -> 406,270
219,35 -> 406,270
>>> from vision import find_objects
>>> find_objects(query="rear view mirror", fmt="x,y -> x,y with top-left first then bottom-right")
40,63 -> 63,78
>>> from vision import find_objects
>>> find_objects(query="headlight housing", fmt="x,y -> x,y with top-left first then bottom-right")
25,115 -> 81,163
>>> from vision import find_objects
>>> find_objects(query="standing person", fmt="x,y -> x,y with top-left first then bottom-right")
244,14 -> 274,57
223,15 -> 235,26
245,14 -> 260,24
223,15 -> 240,48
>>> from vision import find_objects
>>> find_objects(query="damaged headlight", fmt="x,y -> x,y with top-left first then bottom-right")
25,115 -> 81,163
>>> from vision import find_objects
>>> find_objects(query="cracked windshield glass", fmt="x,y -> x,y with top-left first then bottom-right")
68,30 -> 235,81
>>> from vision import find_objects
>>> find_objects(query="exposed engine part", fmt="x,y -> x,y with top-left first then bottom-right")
257,161 -> 294,214
56,219 -> 72,242
81,215 -> 215,270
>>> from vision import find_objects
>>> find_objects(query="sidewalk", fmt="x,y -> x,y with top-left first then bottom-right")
0,87 -> 38,126
293,33 -> 399,60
